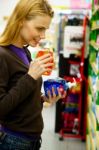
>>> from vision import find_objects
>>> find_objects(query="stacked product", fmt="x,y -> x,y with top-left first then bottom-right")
87,0 -> 99,149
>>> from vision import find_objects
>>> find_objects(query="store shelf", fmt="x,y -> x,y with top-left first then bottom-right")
87,3 -> 99,150
56,14 -> 88,141
68,60 -> 81,65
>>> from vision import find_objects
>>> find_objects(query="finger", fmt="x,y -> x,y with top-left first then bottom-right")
57,88 -> 62,97
41,56 -> 53,64
47,90 -> 52,99
39,65 -> 52,74
42,96 -> 49,102
62,91 -> 67,98
43,62 -> 54,68
52,87 -> 56,98
37,53 -> 52,60
31,59 -> 38,64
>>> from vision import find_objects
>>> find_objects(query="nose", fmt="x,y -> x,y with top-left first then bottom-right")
40,31 -> 45,39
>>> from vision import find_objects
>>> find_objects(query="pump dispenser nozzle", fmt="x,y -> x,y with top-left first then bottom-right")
66,82 -> 76,89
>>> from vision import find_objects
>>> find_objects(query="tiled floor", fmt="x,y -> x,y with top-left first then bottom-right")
41,70 -> 86,150
41,105 -> 86,150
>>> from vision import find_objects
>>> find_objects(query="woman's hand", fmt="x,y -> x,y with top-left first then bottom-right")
28,53 -> 54,80
42,87 -> 66,105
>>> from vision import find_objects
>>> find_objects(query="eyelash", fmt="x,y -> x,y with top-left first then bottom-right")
37,28 -> 45,31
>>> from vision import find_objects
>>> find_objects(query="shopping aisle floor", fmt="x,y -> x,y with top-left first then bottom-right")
41,105 -> 86,150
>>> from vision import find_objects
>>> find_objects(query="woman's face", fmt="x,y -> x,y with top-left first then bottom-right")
20,15 -> 52,47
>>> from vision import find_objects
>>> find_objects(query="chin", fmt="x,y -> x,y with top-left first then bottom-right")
29,41 -> 38,47
29,43 -> 37,47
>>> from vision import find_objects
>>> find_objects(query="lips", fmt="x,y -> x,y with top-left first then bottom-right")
33,38 -> 40,44
29,39 -> 39,47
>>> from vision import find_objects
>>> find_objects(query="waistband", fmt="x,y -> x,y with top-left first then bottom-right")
0,126 -> 41,142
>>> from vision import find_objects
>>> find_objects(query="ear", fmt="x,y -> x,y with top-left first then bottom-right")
20,19 -> 25,27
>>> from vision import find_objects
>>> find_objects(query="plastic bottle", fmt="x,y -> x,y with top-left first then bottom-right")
44,78 -> 76,97
36,42 -> 54,76
72,118 -> 79,134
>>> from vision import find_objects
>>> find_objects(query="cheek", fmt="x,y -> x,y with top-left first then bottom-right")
20,26 -> 34,41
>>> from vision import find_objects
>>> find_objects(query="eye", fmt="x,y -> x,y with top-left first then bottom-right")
36,27 -> 45,32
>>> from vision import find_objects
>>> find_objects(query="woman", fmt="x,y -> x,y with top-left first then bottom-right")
0,0 -> 66,149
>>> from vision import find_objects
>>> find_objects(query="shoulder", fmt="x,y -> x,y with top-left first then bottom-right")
0,46 -> 9,68
0,46 -> 9,56
0,46 -> 13,57
0,46 -> 14,64
0,46 -> 9,64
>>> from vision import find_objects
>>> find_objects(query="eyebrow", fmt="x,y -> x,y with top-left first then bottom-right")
37,26 -> 49,30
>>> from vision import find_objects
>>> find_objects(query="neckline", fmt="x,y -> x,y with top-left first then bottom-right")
9,44 -> 25,52
7,45 -> 29,67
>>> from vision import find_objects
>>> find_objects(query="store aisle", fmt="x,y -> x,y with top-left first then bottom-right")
41,105 -> 86,150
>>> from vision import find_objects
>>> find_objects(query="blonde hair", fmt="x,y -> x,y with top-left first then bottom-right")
0,0 -> 54,46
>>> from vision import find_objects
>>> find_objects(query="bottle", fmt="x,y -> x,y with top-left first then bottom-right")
44,77 -> 76,97
72,118 -> 79,134
36,42 -> 54,76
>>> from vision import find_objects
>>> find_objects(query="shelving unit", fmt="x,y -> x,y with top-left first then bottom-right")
55,13 -> 89,141
86,1 -> 99,149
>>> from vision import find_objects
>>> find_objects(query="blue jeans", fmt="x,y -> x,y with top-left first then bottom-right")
0,131 -> 41,150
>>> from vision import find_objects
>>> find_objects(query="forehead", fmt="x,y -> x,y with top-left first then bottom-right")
26,15 -> 52,29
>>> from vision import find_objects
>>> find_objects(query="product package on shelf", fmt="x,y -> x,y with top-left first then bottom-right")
63,26 -> 84,58
87,1 -> 99,149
